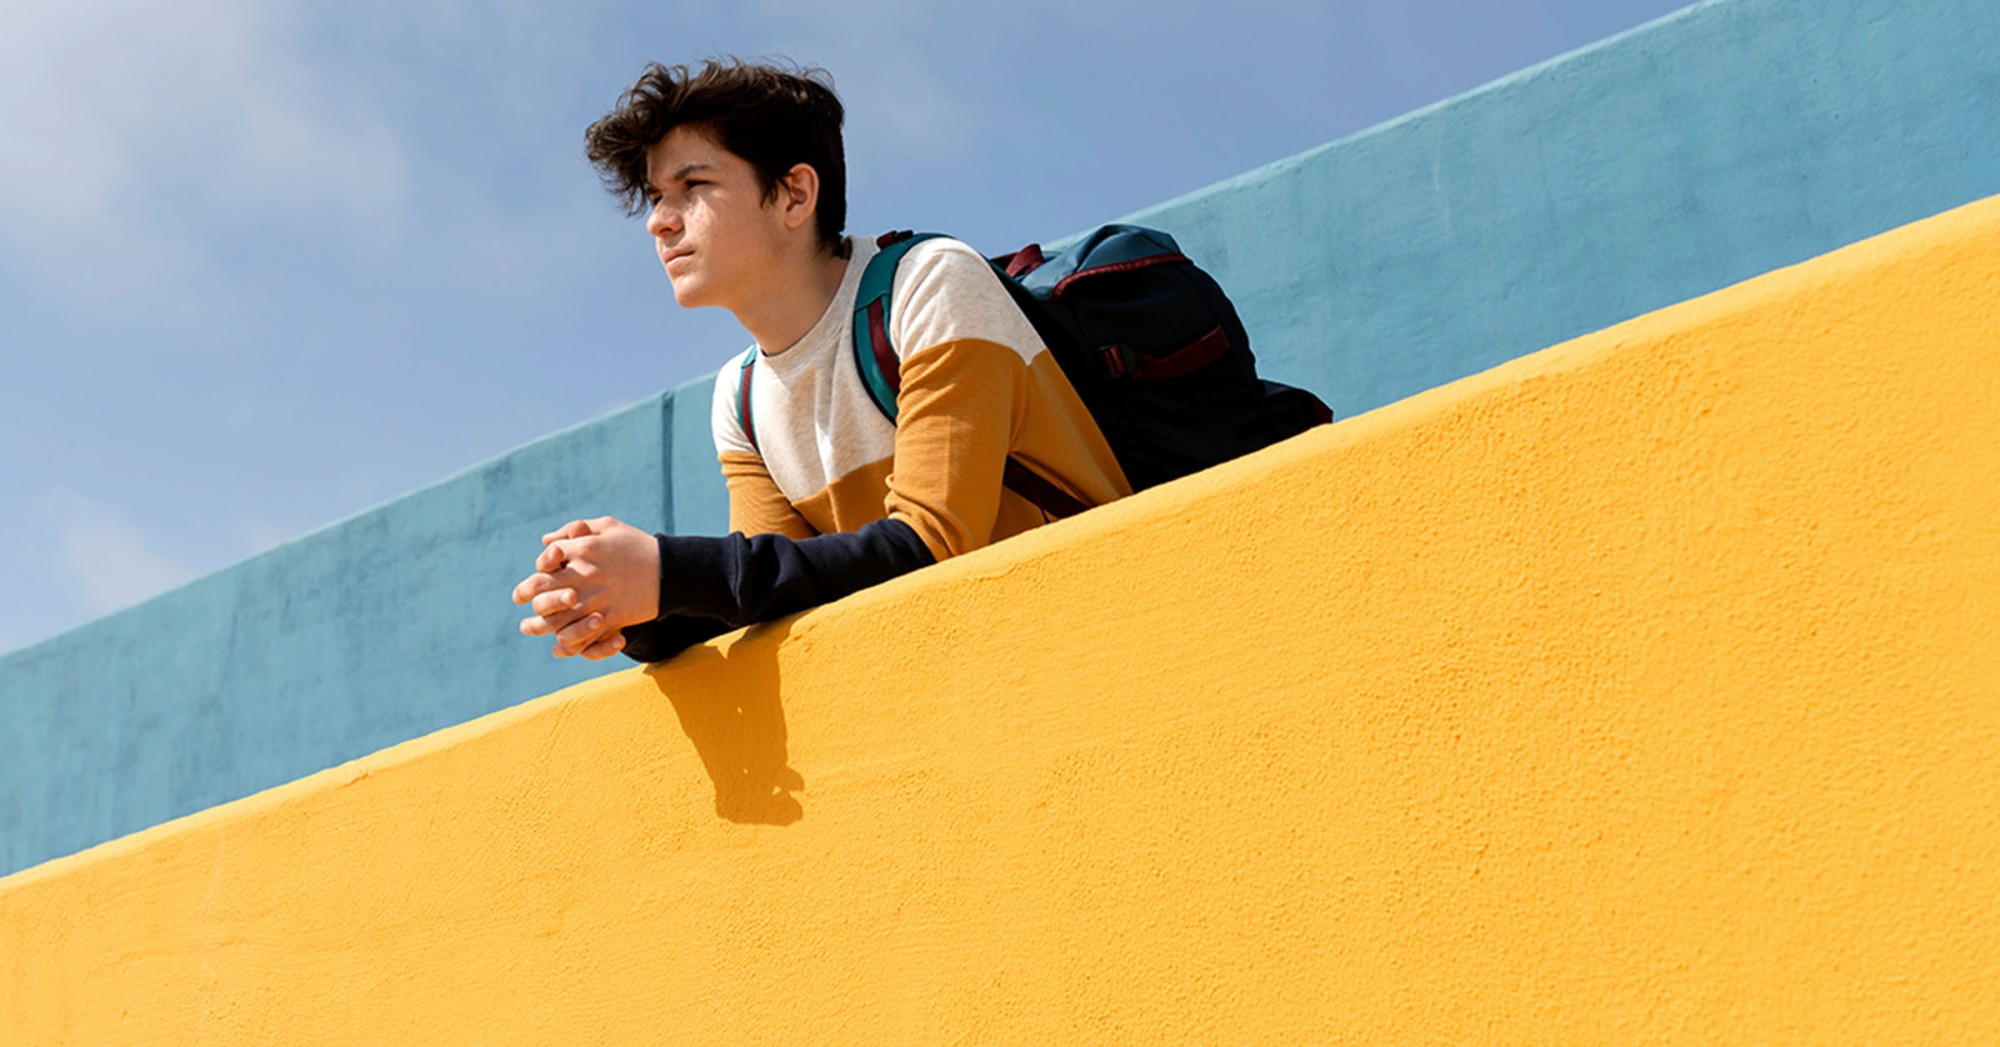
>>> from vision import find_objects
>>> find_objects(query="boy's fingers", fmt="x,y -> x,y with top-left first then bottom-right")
515,561 -> 586,604
533,604 -> 593,634
512,571 -> 560,605
556,613 -> 607,652
578,633 -> 626,661
536,540 -> 576,574
541,519 -> 596,545
518,520 -> 612,654
531,588 -> 579,618
520,603 -> 592,638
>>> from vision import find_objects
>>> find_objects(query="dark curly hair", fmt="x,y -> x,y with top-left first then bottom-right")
585,58 -> 849,257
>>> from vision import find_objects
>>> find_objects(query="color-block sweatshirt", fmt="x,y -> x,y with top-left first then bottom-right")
620,235 -> 1131,661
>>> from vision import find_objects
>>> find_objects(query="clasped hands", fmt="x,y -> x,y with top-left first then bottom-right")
512,516 -> 661,660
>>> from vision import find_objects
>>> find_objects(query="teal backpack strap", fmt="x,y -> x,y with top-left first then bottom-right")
734,346 -> 761,454
852,231 -> 947,422
852,229 -> 1099,523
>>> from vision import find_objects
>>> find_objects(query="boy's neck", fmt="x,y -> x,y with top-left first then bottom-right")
737,241 -> 851,355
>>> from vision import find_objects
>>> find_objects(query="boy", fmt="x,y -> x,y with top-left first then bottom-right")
513,59 -> 1129,661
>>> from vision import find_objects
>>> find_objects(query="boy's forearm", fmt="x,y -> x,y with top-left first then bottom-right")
616,518 -> 933,663
651,517 -> 936,629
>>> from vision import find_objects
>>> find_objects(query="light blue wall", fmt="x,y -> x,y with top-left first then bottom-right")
1,398 -> 673,873
668,373 -> 730,537
7,0 -> 1999,875
1129,0 -> 2000,421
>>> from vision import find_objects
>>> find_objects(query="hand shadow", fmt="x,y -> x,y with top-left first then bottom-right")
644,619 -> 803,826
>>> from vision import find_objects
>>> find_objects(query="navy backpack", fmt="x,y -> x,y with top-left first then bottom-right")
740,224 -> 1332,517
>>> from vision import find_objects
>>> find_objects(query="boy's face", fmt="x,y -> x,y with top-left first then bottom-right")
642,126 -> 791,312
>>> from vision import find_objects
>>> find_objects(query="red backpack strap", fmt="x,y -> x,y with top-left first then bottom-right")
852,231 -> 946,422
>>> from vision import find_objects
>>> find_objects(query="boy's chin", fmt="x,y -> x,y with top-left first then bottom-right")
667,280 -> 707,308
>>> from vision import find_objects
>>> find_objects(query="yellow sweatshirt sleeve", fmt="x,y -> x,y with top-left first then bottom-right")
884,337 -> 1129,562
720,450 -> 820,540
877,240 -> 1131,562
881,338 -> 1022,560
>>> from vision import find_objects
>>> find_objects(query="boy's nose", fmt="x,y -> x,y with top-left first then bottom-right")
646,201 -> 679,238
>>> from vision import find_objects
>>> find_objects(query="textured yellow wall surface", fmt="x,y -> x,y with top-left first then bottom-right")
6,195 -> 1999,1044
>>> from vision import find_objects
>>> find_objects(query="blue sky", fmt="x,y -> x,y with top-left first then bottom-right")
0,0 -> 1692,654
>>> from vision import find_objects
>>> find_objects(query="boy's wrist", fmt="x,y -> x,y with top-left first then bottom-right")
656,532 -> 740,622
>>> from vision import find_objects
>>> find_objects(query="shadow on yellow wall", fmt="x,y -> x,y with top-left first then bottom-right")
656,622 -> 804,826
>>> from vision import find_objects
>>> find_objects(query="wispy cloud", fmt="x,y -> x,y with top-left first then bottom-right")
41,488 -> 199,616
750,0 -> 978,161
239,516 -> 301,557
0,0 -> 407,298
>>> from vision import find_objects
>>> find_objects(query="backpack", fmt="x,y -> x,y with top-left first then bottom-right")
736,224 -> 1331,518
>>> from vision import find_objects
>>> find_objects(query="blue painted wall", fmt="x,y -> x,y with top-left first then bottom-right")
667,373 -> 729,537
6,0 -> 1999,875
0,399 -> 673,872
1138,0 -> 2000,422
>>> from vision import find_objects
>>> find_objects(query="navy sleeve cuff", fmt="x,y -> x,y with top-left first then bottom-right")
618,614 -> 735,664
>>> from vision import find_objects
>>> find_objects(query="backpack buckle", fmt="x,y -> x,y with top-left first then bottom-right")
1098,344 -> 1136,379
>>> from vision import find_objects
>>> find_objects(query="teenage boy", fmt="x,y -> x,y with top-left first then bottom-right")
513,59 -> 1130,662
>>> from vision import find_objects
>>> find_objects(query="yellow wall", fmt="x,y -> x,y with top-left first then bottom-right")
7,195 -> 2000,1044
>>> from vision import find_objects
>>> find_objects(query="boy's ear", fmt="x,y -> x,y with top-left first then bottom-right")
777,162 -> 819,232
